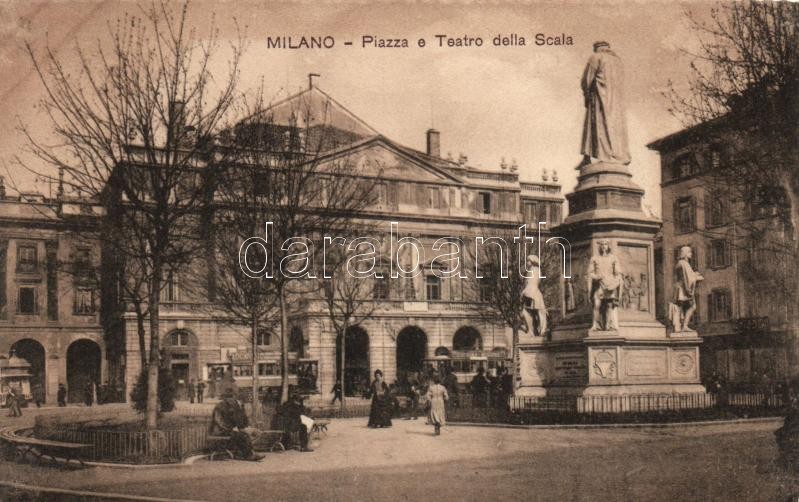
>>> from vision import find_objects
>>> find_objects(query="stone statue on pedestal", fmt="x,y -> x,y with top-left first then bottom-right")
670,246 -> 704,332
520,255 -> 547,337
581,41 -> 631,165
588,240 -> 622,331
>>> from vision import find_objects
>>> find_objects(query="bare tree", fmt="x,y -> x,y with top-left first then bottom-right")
321,239 -> 377,409
222,94 -> 378,404
19,1 -> 244,427
667,2 -> 799,323
466,229 -> 564,388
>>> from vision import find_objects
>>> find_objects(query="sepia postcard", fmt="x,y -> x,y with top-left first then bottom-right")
0,0 -> 796,500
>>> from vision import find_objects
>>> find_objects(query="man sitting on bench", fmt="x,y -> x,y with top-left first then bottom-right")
210,389 -> 264,461
278,393 -> 314,452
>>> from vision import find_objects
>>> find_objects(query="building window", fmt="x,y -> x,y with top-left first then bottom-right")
675,197 -> 696,234
479,192 -> 491,214
425,274 -> 441,301
427,187 -> 441,209
672,153 -> 698,180
258,363 -> 278,376
162,271 -> 179,302
709,289 -> 732,322
17,244 -> 37,273
478,277 -> 491,302
75,247 -> 91,272
550,203 -> 562,225
523,202 -> 538,223
256,329 -> 271,347
233,365 -> 252,377
373,274 -> 389,299
708,239 -> 731,269
170,331 -> 189,347
73,288 -> 95,314
705,190 -> 727,228
708,147 -> 724,170
18,287 -> 36,314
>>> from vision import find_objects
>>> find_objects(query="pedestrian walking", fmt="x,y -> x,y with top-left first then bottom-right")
426,375 -> 449,436
367,369 -> 392,428
404,374 -> 420,420
331,379 -> 343,405
57,383 -> 67,407
197,380 -> 205,403
84,380 -> 94,406
6,387 -> 22,417
188,379 -> 196,404
31,382 -> 43,408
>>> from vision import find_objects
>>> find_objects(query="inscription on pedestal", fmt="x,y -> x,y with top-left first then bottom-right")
625,350 -> 667,378
553,353 -> 587,383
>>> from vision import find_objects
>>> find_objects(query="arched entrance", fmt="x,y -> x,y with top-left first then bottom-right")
336,326 -> 370,396
163,330 -> 198,401
11,339 -> 45,402
396,326 -> 427,383
66,339 -> 101,403
453,326 -> 483,351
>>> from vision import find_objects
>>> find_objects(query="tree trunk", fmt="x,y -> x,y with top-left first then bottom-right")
279,288 -> 290,404
135,304 -> 147,369
251,315 -> 260,423
511,325 -> 520,392
340,320 -> 348,411
146,261 -> 162,429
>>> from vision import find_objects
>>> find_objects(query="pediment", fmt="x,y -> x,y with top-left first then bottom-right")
317,139 -> 462,184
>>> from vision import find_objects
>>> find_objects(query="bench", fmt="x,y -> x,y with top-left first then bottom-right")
0,427 -> 90,468
202,430 -> 288,461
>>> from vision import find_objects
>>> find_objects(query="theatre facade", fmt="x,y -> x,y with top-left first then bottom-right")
1,85 -> 564,404
118,86 -> 564,402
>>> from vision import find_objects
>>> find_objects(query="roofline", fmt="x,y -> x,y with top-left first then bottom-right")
246,86 -> 381,137
646,115 -> 729,151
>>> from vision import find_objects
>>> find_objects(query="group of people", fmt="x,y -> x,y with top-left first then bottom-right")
186,379 -> 207,403
4,381 -> 90,416
367,368 -> 453,435
469,366 -> 514,409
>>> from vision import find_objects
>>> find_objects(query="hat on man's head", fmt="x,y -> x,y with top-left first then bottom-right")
593,41 -> 610,50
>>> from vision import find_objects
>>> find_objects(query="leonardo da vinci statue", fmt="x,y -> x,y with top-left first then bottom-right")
581,41 -> 631,165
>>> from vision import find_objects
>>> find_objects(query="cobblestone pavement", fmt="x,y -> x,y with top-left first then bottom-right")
0,404 -> 797,501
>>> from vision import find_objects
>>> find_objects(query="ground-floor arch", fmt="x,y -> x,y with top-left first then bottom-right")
336,326 -> 370,396
396,326 -> 428,384
66,339 -> 101,403
10,339 -> 45,402
453,326 -> 483,351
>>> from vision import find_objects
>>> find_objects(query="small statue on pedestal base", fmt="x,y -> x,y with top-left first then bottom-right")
520,255 -> 547,337
669,246 -> 704,332
588,240 -> 622,331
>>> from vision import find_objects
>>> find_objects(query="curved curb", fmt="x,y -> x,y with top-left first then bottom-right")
448,416 -> 783,430
0,480 -> 201,501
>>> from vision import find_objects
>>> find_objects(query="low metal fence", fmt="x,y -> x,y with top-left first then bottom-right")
40,419 -> 211,463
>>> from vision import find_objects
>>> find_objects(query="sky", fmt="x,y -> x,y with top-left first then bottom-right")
0,0 -> 714,216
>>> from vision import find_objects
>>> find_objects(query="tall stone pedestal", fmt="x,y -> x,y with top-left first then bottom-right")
517,161 -> 705,400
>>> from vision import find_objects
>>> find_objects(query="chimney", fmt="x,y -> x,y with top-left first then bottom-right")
426,129 -> 440,158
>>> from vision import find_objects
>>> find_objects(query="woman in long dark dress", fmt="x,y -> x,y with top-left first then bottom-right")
368,369 -> 392,428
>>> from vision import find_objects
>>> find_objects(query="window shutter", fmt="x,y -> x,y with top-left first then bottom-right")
707,293 -> 714,322
388,183 -> 398,208
415,185 -> 426,206
704,193 -> 711,229
673,200 -> 680,231
690,197 -> 697,230
706,242 -> 712,269
725,240 -> 731,267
